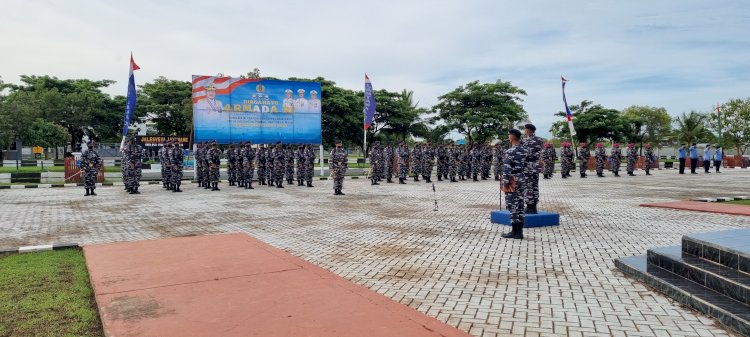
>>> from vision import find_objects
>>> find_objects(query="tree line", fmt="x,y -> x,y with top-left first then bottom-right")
1,73 -> 748,157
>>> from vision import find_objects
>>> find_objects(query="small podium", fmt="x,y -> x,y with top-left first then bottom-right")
490,210 -> 560,228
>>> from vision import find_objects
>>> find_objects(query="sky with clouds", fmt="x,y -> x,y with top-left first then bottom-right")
1,0 -> 749,137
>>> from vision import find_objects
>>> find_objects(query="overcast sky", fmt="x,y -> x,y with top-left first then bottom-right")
1,0 -> 749,137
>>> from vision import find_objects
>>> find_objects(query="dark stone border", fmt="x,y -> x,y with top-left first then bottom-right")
0,243 -> 80,255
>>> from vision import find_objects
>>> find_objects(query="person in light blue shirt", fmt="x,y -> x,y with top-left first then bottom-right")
689,143 -> 699,174
703,145 -> 712,173
714,146 -> 723,173
678,144 -> 687,174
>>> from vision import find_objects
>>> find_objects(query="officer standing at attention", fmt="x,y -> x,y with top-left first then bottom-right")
285,145 -> 295,185
304,144 -> 315,187
689,143 -> 699,174
703,144 -> 712,174
644,144 -> 655,176
244,141 -> 256,189
594,143 -> 606,177
330,139 -> 348,195
170,140 -> 183,192
521,123 -> 544,214
127,137 -> 143,194
422,141 -> 435,183
272,142 -> 286,188
397,141 -> 410,184
80,140 -> 101,196
610,143 -> 622,177
384,142 -> 395,183
208,140 -> 221,191
226,143 -> 236,186
678,144 -> 687,174
560,142 -> 572,178
493,143 -> 505,181
541,142 -> 556,179
501,129 -> 527,240
411,143 -> 422,182
369,141 -> 382,185
578,143 -> 590,178
714,146 -> 723,173
626,143 -> 638,176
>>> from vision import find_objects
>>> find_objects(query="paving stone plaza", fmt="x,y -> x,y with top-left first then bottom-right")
1,169 -> 749,336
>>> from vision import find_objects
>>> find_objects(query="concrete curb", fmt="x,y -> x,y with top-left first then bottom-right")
0,243 -> 80,254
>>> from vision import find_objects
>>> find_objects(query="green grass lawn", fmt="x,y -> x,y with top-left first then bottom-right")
725,199 -> 750,206
0,249 -> 103,337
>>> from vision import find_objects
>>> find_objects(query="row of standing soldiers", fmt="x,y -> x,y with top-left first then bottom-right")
190,141 -> 317,191
121,137 -> 144,194
368,141 -> 512,185
548,142 -> 656,179
157,139 -> 185,192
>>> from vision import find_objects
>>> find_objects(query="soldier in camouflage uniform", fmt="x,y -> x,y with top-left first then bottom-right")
644,143 -> 654,176
577,143 -> 590,178
126,137 -> 143,194
170,140 -> 183,192
458,145 -> 468,180
226,143 -> 236,186
272,142 -> 286,188
610,143 -> 622,177
236,142 -> 245,188
522,124 -> 545,214
159,140 -> 170,190
421,141 -> 435,183
541,142 -> 556,179
208,140 -> 221,191
243,141 -> 256,189
304,144 -> 315,187
626,143 -> 637,176
493,143 -> 504,181
257,146 -> 267,185
266,144 -> 275,188
501,129 -> 527,240
560,142 -> 573,178
383,143 -> 394,183
369,141 -> 382,185
80,140 -> 101,196
594,143 -> 606,177
329,139 -> 348,195
435,144 -> 445,181
397,141 -> 409,184
285,145 -> 295,185
120,140 -> 129,190
194,142 -> 203,187
482,145 -> 493,180
411,143 -> 422,182
201,142 -> 211,189
471,145 -> 482,181
448,143 -> 458,182
295,145 -> 305,186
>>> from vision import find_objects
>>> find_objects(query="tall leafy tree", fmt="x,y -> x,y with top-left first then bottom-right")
673,111 -> 714,145
711,98 -> 750,155
433,80 -> 527,145
377,89 -> 429,142
550,100 -> 628,145
622,105 -> 672,148
138,77 -> 193,136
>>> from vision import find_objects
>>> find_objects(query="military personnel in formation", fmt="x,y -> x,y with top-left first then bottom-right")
447,143 -> 458,182
257,145 -> 267,185
369,141 -> 383,185
471,145 -> 482,181
125,137 -> 143,194
170,140 -> 184,192
458,145 -> 469,180
383,142 -> 395,183
577,143 -> 590,178
271,142 -> 286,188
236,142 -> 245,188
411,143 -> 422,182
295,145 -> 306,186
421,141 -> 435,183
244,142 -> 256,189
493,143 -> 504,181
436,144 -> 447,181
522,124 -> 544,214
594,143 -> 606,177
207,140 -> 221,191
644,143 -> 654,176
329,139 -> 348,195
80,140 -> 101,196
610,143 -> 622,177
304,144 -> 315,187
226,143 -> 237,186
626,143 -> 638,176
482,145 -> 493,180
201,141 -> 211,189
501,129 -> 528,240
194,142 -> 204,187
541,142 -> 556,179
285,145 -> 295,185
266,145 -> 275,188
397,141 -> 410,184
120,141 -> 129,190
561,142 -> 574,178
159,140 -> 171,190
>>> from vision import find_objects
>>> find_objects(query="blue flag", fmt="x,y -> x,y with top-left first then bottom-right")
122,53 -> 140,146
363,74 -> 376,130
561,76 -> 576,136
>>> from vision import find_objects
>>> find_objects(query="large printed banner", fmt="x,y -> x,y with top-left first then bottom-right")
192,76 -> 322,144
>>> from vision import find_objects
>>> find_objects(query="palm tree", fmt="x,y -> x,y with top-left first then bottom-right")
379,89 -> 429,142
672,111 -> 714,144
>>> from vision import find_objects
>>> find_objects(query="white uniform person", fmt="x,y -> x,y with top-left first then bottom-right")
308,90 -> 321,112
195,84 -> 223,114
293,88 -> 309,112
282,89 -> 294,113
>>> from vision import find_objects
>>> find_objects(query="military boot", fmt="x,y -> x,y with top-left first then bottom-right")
247,181 -> 254,189
307,181 -> 313,187
501,226 -> 516,238
387,177 -> 392,183
513,221 -> 524,239
90,188 -> 97,196
85,188 -> 90,196
437,175 -> 443,181
173,183 -> 182,193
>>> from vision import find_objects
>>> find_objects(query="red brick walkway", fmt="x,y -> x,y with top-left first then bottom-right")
640,201 -> 750,216
83,233 -> 472,337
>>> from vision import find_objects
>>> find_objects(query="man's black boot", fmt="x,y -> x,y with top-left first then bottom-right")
85,188 -> 90,196
513,221 -> 524,239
